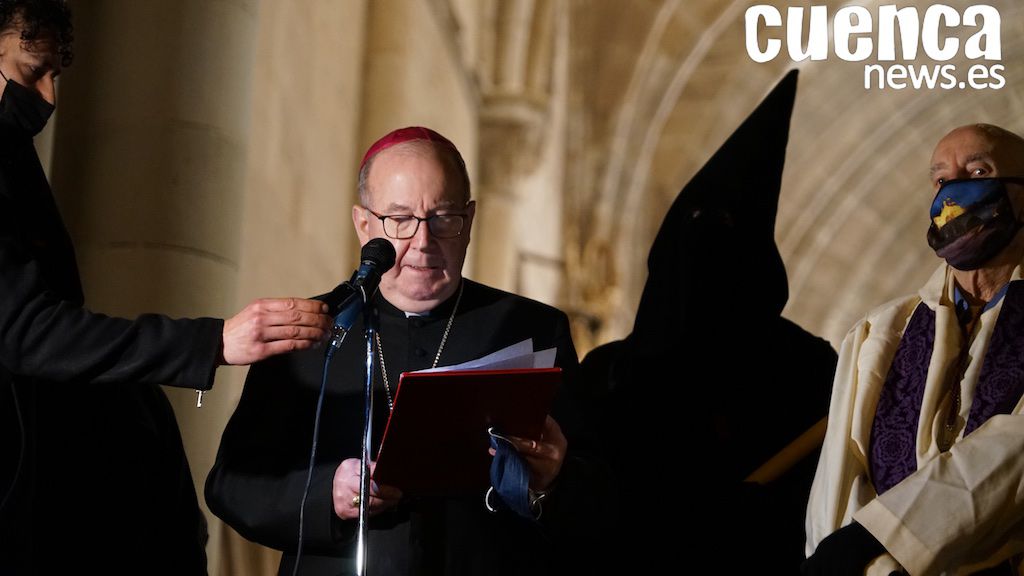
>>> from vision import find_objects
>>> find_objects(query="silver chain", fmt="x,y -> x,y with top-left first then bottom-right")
376,282 -> 464,411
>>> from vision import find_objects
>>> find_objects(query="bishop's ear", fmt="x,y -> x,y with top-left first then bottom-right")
352,205 -> 371,244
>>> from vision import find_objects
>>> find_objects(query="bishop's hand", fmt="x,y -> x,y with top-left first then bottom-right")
492,415 -> 567,492
332,458 -> 402,520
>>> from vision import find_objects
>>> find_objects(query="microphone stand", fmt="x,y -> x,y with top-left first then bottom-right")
355,287 -> 377,576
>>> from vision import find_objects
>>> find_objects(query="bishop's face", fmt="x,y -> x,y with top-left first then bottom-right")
353,142 -> 474,314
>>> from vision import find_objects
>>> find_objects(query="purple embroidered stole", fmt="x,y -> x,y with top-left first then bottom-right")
869,281 -> 1024,495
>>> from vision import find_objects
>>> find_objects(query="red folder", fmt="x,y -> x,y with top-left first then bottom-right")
372,367 -> 561,495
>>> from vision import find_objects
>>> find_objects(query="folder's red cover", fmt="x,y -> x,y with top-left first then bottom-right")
372,367 -> 561,495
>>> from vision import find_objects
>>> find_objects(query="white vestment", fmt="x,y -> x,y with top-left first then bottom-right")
806,262 -> 1024,575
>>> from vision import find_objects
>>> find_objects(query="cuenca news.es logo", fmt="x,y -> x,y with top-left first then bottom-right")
745,4 -> 1003,90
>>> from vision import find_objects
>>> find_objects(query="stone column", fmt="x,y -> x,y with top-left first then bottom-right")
358,0 -> 479,271
50,0 -> 260,567
476,0 -> 563,299
476,97 -> 545,289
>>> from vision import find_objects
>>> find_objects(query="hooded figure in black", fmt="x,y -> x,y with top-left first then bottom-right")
583,70 -> 837,573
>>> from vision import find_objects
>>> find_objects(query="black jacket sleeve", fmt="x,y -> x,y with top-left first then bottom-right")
0,174 -> 223,390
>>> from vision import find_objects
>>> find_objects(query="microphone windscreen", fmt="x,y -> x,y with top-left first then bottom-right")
361,238 -> 396,272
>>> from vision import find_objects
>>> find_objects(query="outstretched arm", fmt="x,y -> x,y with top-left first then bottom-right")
0,199 -> 330,390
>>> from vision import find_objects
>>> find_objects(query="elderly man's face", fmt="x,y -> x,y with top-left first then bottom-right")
927,125 -> 1024,270
930,126 -> 1024,206
352,142 -> 474,313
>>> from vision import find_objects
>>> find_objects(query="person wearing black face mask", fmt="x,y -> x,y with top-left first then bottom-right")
0,2 -> 335,574
803,124 -> 1024,576
0,65 -> 54,137
0,6 -> 57,138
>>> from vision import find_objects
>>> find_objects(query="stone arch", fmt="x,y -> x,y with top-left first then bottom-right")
565,0 -> 1024,349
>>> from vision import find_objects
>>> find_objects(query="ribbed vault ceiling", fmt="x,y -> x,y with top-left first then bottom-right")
566,0 -> 1024,346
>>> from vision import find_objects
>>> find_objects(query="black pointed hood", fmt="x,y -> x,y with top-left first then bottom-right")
629,70 -> 799,348
589,71 -> 838,574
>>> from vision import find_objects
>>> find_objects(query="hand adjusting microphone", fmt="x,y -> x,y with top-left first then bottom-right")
327,238 -> 397,351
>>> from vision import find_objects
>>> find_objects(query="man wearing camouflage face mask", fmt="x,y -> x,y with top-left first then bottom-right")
803,124 -> 1024,576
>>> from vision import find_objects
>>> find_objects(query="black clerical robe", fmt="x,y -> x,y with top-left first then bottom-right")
206,279 -> 600,576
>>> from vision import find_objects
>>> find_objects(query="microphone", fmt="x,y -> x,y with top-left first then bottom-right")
328,239 -> 397,350
352,238 -> 397,297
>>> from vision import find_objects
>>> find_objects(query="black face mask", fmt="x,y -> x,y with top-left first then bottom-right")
0,72 -> 54,137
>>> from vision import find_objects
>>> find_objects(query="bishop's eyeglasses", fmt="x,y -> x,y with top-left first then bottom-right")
363,206 -> 470,239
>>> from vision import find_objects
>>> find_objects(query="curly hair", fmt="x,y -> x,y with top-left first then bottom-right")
0,0 -> 72,67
